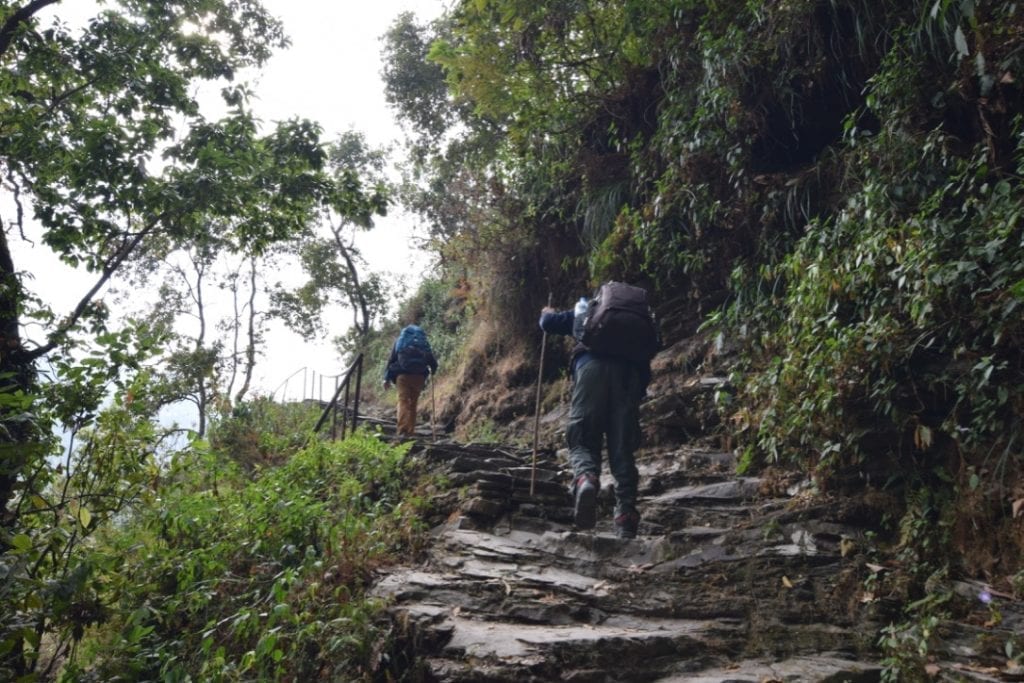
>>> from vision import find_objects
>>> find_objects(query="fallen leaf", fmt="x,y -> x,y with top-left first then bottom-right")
782,576 -> 793,589
925,663 -> 940,675
866,563 -> 886,573
591,580 -> 608,592
860,592 -> 876,603
840,538 -> 855,557
1012,498 -> 1023,519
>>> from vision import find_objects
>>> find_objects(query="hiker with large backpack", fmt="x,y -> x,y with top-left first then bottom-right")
383,324 -> 439,437
539,282 -> 660,538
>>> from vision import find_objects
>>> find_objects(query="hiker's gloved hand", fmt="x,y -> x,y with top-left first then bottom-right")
382,380 -> 392,390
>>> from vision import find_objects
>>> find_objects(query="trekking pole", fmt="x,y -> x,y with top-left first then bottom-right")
531,292 -> 553,496
430,373 -> 437,443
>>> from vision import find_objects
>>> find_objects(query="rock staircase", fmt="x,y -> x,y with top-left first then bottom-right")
370,441 -> 902,682
357,330 -> 1023,681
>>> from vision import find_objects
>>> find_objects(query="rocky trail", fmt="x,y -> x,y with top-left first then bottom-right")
360,429 -> 1024,681
359,343 -> 1023,681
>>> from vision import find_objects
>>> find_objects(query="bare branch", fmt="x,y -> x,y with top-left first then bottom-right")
24,214 -> 167,361
329,220 -> 370,336
3,168 -> 29,242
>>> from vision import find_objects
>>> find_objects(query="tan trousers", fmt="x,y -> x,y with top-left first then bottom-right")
396,374 -> 426,436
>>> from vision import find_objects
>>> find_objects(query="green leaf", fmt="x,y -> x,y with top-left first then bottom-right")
10,534 -> 32,553
22,627 -> 40,647
77,505 -> 93,529
1010,279 -> 1024,301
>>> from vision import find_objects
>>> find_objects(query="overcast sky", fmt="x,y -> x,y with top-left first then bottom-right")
254,0 -> 447,147
22,0 -> 450,405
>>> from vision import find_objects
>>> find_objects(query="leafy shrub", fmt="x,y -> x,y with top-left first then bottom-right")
733,123 -> 1024,473
61,433 -> 424,681
206,396 -> 321,471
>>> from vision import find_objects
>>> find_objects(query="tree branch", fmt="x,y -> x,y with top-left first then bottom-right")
0,0 -> 61,61
330,224 -> 370,336
24,214 -> 166,362
233,256 -> 258,404
3,168 -> 29,242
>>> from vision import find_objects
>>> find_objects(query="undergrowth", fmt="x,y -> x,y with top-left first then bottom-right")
60,431 -> 426,682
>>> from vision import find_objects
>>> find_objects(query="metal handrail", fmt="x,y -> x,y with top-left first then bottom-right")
313,353 -> 364,439
273,366 -> 346,404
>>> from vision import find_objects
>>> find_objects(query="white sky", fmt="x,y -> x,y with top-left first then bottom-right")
19,0 -> 449,409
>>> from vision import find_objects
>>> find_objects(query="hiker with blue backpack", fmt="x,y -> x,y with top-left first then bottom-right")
383,324 -> 439,437
539,282 -> 660,539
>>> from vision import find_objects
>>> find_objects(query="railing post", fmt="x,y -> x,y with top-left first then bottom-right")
331,374 -> 340,439
352,354 -> 363,435
313,353 -> 367,440
341,379 -> 352,438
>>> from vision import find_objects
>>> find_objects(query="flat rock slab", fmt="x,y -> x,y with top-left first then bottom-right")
440,613 -> 724,660
647,478 -> 762,505
655,655 -> 882,682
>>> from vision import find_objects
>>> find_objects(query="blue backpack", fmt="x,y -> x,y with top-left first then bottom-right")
394,325 -> 433,374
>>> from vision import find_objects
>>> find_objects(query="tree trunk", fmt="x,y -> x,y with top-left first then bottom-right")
234,256 -> 258,404
0,227 -> 36,531
194,258 -> 208,437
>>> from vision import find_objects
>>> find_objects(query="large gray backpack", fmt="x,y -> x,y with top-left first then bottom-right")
580,281 -> 660,363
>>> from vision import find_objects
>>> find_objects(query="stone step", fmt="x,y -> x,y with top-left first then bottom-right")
375,441 -> 892,681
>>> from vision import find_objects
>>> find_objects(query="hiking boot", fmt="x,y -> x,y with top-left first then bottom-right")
573,473 -> 599,530
614,509 -> 640,539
